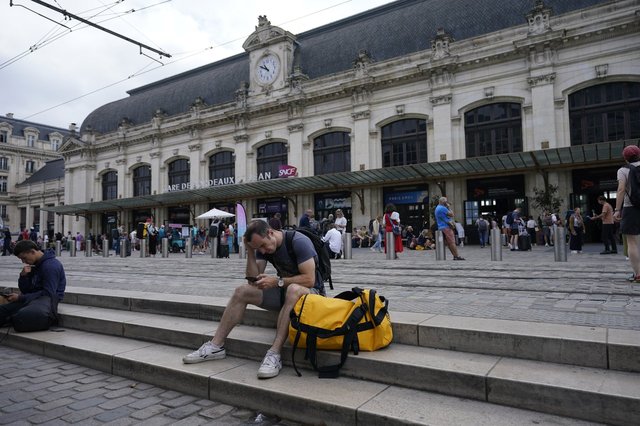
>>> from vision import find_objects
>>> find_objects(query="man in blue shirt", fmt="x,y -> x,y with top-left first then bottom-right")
434,197 -> 465,260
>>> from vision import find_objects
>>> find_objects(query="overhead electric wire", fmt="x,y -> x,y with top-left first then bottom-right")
21,0 -> 363,120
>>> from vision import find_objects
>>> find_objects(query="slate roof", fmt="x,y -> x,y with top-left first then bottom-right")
81,0 -> 611,135
18,158 -> 65,186
0,115 -> 70,141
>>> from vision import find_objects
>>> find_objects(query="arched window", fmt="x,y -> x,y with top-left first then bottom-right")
464,103 -> 522,157
381,119 -> 427,167
257,142 -> 287,180
102,171 -> 117,200
209,151 -> 235,181
133,165 -> 151,196
569,82 -> 640,145
314,132 -> 350,174
168,159 -> 190,188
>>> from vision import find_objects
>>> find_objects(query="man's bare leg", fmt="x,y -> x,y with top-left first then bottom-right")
211,285 -> 262,347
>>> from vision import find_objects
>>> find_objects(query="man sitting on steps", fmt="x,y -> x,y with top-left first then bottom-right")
182,220 -> 325,379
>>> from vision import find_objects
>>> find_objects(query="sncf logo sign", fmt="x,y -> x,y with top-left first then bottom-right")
278,165 -> 298,178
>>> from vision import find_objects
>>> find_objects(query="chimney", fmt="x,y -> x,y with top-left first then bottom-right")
6,113 -> 13,118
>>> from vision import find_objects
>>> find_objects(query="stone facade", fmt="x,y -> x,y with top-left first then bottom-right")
0,115 -> 66,234
58,0 -> 640,238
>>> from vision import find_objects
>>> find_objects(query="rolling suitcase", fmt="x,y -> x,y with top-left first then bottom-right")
518,234 -> 532,251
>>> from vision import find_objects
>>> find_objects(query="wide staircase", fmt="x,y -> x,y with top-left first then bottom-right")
2,286 -> 639,425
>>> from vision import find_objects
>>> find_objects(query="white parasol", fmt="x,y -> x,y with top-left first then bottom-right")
196,208 -> 235,220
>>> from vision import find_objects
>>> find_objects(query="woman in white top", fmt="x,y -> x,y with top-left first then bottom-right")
334,209 -> 347,234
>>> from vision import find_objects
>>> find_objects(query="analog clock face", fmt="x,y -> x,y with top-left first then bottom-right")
255,54 -> 280,85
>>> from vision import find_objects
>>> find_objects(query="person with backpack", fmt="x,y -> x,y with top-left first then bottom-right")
507,207 -> 522,251
614,145 -> 640,283
476,215 -> 489,248
182,220 -> 326,379
592,195 -> 617,254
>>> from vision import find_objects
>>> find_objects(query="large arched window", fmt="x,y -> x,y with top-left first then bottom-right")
102,171 -> 117,200
314,132 -> 350,174
133,165 -> 151,196
209,151 -> 235,181
257,142 -> 287,180
464,103 -> 522,157
569,82 -> 640,145
381,119 -> 427,167
168,159 -> 190,188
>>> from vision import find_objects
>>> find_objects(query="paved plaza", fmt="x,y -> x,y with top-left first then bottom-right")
0,241 -> 638,425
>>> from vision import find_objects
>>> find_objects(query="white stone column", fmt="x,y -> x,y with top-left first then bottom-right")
528,73 -> 556,150
430,94 -> 453,161
351,110 -> 370,171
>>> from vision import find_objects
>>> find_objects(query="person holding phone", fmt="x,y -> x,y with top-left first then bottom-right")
0,240 -> 66,332
182,220 -> 324,379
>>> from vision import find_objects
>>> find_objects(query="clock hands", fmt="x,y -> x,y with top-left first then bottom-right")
260,64 -> 270,72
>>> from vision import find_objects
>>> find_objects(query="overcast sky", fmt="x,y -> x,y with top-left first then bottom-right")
0,0 -> 391,130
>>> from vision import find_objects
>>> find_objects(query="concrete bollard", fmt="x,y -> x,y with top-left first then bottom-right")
385,232 -> 395,260
343,232 -> 352,259
102,239 -> 109,257
490,228 -> 502,261
554,227 -> 567,262
211,240 -> 218,259
70,242 -> 76,257
238,244 -> 246,259
85,240 -> 92,257
162,238 -> 169,258
435,230 -> 446,261
120,238 -> 127,258
55,241 -> 61,257
186,237 -> 192,258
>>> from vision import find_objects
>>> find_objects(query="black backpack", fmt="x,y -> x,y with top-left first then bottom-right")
627,164 -> 640,207
505,212 -> 514,225
284,229 -> 334,290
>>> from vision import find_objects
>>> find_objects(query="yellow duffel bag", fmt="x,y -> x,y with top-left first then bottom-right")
289,287 -> 393,378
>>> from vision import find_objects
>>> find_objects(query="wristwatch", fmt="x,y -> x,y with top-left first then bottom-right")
277,277 -> 284,288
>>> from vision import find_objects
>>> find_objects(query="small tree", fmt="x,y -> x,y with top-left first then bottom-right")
531,183 -> 562,215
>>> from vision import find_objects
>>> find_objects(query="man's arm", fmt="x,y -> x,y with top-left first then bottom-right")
280,258 -> 315,289
245,246 -> 267,281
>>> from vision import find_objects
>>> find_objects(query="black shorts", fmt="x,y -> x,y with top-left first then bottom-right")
621,206 -> 640,235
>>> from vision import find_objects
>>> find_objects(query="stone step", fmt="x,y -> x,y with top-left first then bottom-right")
0,326 -> 611,426
41,303 -> 640,425
63,286 -> 640,372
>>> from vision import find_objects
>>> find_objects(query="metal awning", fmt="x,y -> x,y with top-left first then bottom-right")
43,140 -> 634,215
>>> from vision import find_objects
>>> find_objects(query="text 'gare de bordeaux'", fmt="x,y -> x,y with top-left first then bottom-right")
1,0 -> 638,245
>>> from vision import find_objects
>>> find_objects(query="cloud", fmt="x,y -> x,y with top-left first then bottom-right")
0,0 -> 389,128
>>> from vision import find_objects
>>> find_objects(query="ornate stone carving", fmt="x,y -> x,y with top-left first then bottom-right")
149,152 -> 161,159
324,119 -> 332,128
264,131 -> 272,139
172,149 -> 179,156
152,109 -> 166,129
287,100 -> 305,119
235,115 -> 248,131
430,69 -> 454,88
288,66 -> 309,93
188,143 -> 201,152
351,86 -> 372,106
353,50 -> 374,78
526,0 -> 552,35
527,73 -> 556,87
288,123 -> 304,133
115,158 -> 127,166
351,110 -> 370,121
135,156 -> 142,163
104,162 -> 110,169
429,94 -> 452,105
234,134 -> 249,143
484,87 -> 495,99
395,104 -> 405,116
431,28 -> 454,60
235,82 -> 249,108
595,64 -> 609,79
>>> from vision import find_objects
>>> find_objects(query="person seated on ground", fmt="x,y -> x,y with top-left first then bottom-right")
357,226 -> 370,248
322,223 -> 343,259
415,229 -> 435,250
404,226 -> 417,248
0,240 -> 66,332
182,220 -> 325,379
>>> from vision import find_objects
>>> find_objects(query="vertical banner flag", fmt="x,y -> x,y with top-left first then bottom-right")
236,203 -> 247,243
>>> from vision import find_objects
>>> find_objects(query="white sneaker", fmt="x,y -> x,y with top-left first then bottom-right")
545,243 -> 549,247
182,342 -> 226,364
571,250 -> 577,254
257,350 -> 282,379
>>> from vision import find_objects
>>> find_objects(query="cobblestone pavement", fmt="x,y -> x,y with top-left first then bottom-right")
0,345 -> 296,426
1,242 -> 638,331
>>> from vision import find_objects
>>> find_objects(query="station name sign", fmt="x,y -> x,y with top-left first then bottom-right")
166,177 -> 234,192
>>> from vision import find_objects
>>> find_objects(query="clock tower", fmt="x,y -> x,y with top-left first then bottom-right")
243,16 -> 296,94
